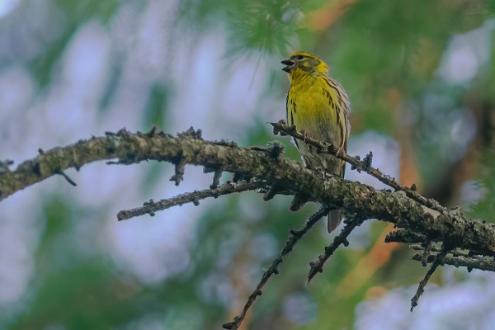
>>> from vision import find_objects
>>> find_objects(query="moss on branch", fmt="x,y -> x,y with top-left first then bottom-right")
1,127 -> 494,258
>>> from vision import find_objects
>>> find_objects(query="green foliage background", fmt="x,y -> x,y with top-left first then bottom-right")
0,0 -> 494,329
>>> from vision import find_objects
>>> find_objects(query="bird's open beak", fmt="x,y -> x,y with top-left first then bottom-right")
281,59 -> 295,73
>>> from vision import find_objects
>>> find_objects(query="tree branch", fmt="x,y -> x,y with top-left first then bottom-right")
117,180 -> 266,220
412,252 -> 495,272
3,125 -> 495,327
1,127 -> 495,257
410,244 -> 449,311
223,207 -> 329,330
307,213 -> 365,282
271,120 -> 447,213
407,244 -> 495,272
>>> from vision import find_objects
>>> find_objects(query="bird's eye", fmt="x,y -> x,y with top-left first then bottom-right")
295,55 -> 304,60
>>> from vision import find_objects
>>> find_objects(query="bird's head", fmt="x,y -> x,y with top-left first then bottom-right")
281,52 -> 329,79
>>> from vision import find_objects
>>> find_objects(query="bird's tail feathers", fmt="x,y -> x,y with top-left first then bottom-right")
327,209 -> 342,233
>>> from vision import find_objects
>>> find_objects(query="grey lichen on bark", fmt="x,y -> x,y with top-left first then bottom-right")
3,126 -> 495,326
1,127 -> 494,257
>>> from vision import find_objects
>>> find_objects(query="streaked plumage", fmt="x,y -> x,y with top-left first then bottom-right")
282,51 -> 351,232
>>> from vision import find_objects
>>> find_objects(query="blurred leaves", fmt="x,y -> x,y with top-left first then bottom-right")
178,0 -> 326,56
143,83 -> 169,130
2,0 -> 495,329
469,152 -> 495,221
140,84 -> 169,193
29,0 -> 120,87
54,0 -> 120,22
12,195 -> 145,330
12,259 -> 137,330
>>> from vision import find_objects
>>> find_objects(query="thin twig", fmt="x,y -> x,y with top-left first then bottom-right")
385,229 -> 434,267
222,207 -> 330,330
411,250 -> 495,272
117,180 -> 265,221
307,214 -> 365,283
210,168 -> 223,189
55,169 -> 77,186
271,120 -> 448,214
385,229 -> 428,244
170,157 -> 186,186
420,241 -> 433,267
0,159 -> 13,174
410,245 -> 449,311
410,244 -> 471,258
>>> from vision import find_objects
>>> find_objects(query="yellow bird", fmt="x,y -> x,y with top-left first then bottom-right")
282,51 -> 351,232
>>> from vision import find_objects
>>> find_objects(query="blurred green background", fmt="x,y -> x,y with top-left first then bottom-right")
0,0 -> 495,329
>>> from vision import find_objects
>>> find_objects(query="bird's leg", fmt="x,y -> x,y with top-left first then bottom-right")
300,129 -> 309,143
335,143 -> 345,157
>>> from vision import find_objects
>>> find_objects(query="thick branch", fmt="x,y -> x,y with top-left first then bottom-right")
271,120 -> 447,213
1,128 -> 495,258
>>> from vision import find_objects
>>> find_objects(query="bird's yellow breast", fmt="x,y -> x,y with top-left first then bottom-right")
287,75 -> 340,145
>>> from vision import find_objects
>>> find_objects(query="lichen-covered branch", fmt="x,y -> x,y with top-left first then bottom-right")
1,127 -> 495,257
408,244 -> 495,272
412,252 -> 495,272
271,120 -> 447,213
117,180 -> 265,220
2,125 -> 495,328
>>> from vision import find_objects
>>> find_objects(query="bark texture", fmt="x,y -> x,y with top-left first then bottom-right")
1,128 -> 493,256
3,127 -> 495,328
